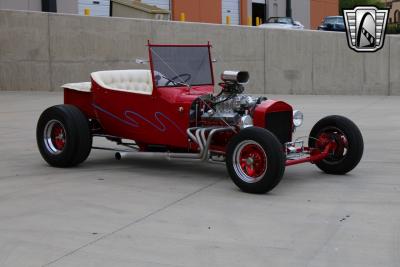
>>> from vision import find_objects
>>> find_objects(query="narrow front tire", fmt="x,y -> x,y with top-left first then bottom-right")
309,115 -> 363,175
226,127 -> 285,194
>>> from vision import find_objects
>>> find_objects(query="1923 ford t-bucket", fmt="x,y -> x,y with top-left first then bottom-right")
37,43 -> 364,194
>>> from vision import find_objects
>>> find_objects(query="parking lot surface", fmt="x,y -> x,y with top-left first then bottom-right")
0,92 -> 399,267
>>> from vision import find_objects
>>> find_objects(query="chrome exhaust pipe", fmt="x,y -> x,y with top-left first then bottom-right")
115,152 -> 128,160
169,128 -> 205,160
114,127 -> 234,162
201,127 -> 234,161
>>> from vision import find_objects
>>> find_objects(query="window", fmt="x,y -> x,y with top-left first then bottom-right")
397,10 -> 400,23
273,3 -> 278,17
395,10 -> 400,23
267,17 -> 293,24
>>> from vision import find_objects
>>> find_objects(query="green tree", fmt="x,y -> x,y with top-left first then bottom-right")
339,0 -> 386,14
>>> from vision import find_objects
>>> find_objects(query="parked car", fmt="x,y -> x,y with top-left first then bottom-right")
259,17 -> 304,30
36,43 -> 363,194
318,16 -> 345,32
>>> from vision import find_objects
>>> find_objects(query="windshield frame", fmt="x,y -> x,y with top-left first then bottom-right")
147,42 -> 215,89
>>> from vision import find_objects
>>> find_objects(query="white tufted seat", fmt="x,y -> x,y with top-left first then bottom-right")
91,69 -> 153,95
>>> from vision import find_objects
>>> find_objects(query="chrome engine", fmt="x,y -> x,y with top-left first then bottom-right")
191,71 -> 266,128
200,94 -> 259,124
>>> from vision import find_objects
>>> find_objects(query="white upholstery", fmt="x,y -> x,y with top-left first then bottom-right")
61,82 -> 91,92
91,69 -> 153,95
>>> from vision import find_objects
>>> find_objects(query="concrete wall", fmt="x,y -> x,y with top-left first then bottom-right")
0,10 -> 51,91
0,9 -> 398,95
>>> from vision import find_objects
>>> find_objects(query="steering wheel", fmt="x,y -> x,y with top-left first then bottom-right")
165,73 -> 192,86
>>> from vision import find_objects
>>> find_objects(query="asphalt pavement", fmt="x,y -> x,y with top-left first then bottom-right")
0,91 -> 399,267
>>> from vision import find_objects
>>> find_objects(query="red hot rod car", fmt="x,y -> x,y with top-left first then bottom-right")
37,43 -> 364,194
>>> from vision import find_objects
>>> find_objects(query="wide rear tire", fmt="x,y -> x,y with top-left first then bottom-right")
309,115 -> 363,175
36,105 -> 92,167
226,127 -> 285,194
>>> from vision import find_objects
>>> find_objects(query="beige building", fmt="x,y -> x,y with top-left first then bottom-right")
386,0 -> 400,23
111,0 -> 169,20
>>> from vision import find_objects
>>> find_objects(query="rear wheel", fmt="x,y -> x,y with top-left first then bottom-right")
309,115 -> 363,174
36,105 -> 92,167
226,127 -> 285,194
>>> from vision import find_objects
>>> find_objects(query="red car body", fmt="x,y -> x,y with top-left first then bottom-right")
64,43 -> 294,155
65,86 -> 293,154
37,42 -> 363,194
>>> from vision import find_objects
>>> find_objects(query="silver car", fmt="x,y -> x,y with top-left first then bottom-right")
259,17 -> 304,30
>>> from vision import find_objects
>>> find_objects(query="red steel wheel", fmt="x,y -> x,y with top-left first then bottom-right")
234,140 -> 267,183
315,127 -> 349,164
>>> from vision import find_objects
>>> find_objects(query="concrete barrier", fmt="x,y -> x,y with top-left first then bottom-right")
0,10 -> 51,91
0,9 -> 398,95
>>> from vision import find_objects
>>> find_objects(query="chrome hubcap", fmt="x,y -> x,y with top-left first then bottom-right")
233,140 -> 267,183
44,120 -> 66,155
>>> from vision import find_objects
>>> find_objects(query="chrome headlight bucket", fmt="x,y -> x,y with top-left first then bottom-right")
293,110 -> 304,128
239,115 -> 253,129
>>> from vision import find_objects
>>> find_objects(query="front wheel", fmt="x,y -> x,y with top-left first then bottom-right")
226,127 -> 285,194
309,115 -> 364,175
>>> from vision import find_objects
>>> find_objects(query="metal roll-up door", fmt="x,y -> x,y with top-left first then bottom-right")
222,0 -> 240,25
141,0 -> 170,11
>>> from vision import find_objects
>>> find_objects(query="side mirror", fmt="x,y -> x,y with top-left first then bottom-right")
135,58 -> 149,65
294,21 -> 304,28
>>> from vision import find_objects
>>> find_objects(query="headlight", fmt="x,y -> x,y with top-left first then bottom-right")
293,110 -> 303,127
239,115 -> 253,129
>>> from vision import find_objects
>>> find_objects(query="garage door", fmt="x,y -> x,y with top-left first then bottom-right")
141,0 -> 170,10
222,0 -> 240,25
